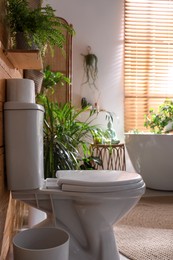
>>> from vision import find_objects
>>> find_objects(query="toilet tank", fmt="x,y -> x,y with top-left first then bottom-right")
4,102 -> 44,190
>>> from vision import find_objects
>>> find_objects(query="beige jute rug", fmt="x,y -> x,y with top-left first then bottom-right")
114,196 -> 173,260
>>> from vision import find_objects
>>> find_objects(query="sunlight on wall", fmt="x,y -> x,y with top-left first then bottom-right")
44,0 -> 124,141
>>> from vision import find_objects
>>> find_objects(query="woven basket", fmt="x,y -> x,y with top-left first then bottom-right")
28,0 -> 42,9
24,69 -> 44,94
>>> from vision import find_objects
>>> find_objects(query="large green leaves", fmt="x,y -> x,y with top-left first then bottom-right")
37,94 -> 100,178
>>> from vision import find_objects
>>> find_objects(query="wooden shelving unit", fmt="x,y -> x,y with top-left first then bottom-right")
4,49 -> 43,70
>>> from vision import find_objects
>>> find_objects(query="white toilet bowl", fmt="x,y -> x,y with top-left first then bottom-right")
4,82 -> 145,260
12,170 -> 145,260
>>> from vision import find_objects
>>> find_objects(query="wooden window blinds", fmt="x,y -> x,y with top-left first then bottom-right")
124,0 -> 173,132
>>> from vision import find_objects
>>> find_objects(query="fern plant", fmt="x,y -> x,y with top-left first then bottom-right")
6,0 -> 74,56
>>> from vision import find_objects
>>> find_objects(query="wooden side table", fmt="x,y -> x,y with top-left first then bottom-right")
90,143 -> 126,171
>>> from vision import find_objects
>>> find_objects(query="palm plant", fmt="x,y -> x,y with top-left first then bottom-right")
36,94 -> 100,178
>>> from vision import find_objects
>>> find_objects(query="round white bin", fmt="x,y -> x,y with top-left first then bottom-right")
13,228 -> 69,260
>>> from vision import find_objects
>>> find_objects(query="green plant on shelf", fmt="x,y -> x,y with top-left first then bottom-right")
6,0 -> 75,56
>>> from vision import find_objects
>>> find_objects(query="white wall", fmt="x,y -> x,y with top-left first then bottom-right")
44,0 -> 124,141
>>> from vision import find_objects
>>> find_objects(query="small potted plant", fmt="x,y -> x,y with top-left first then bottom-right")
41,65 -> 71,94
144,99 -> 173,133
6,0 -> 74,56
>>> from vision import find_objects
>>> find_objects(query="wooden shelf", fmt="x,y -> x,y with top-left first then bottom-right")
4,49 -> 43,70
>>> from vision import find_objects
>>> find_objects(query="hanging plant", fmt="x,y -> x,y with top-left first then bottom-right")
81,46 -> 98,89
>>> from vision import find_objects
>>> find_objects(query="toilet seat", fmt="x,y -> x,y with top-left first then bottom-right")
54,170 -> 144,193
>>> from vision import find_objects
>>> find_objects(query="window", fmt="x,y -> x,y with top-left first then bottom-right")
124,0 -> 173,132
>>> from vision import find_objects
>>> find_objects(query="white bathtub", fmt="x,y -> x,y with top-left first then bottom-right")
125,133 -> 173,191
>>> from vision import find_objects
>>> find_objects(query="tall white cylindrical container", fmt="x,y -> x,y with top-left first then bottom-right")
6,78 -> 35,103
4,102 -> 44,190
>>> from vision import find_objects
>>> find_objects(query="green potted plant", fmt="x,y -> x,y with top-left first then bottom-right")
37,95 -> 102,178
41,65 -> 71,94
36,72 -> 102,178
144,99 -> 173,133
6,0 -> 74,56
125,99 -> 173,190
81,46 -> 98,89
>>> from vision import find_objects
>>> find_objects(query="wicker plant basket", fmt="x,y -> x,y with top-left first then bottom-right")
28,0 -> 42,9
24,69 -> 44,94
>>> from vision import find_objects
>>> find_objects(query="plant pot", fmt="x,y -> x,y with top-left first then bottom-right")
13,227 -> 70,260
24,69 -> 44,94
164,121 -> 173,133
28,0 -> 42,9
15,32 -> 39,50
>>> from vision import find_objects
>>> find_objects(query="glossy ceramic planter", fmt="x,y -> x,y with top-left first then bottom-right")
125,133 -> 173,190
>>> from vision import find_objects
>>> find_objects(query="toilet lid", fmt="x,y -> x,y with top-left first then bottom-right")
56,170 -> 144,192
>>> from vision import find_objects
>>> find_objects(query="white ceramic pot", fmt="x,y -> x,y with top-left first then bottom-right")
125,133 -> 173,190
